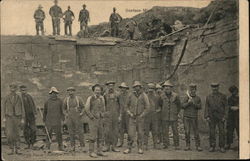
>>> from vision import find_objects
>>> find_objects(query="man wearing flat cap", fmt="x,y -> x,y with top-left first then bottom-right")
3,83 -> 25,155
19,85 -> 37,150
225,85 -> 239,150
144,83 -> 161,150
103,81 -> 121,152
123,81 -> 150,154
155,83 -> 163,144
63,87 -> 85,152
117,82 -> 130,147
43,87 -> 64,151
182,83 -> 202,151
49,0 -> 63,35
85,84 -> 106,158
204,83 -> 227,153
159,80 -> 181,150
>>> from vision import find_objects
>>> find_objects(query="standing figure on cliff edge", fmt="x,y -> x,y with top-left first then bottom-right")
49,0 -> 63,36
109,7 -> 122,37
34,5 -> 45,35
78,4 -> 90,37
63,6 -> 75,36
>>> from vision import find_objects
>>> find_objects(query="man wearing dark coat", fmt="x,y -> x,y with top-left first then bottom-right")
43,87 -> 64,151
20,85 -> 37,149
3,83 -> 25,155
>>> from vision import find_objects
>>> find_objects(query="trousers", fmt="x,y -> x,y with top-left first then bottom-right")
5,116 -> 22,149
88,118 -> 103,153
52,18 -> 60,35
144,112 -> 158,146
104,115 -> 119,147
118,112 -> 129,145
127,116 -> 144,149
183,117 -> 200,147
162,120 -> 179,147
64,21 -> 72,36
46,125 -> 62,149
226,111 -> 239,145
35,21 -> 44,35
111,23 -> 119,37
209,118 -> 225,148
24,118 -> 36,145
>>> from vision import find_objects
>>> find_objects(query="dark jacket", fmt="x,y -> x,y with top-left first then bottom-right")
159,92 -> 181,121
147,92 -> 161,113
118,91 -> 129,114
34,9 -> 45,22
3,93 -> 25,119
182,95 -> 202,118
21,93 -> 37,120
227,95 -> 239,116
43,97 -> 64,127
104,91 -> 120,117
78,9 -> 89,23
49,5 -> 62,18
85,95 -> 106,120
126,91 -> 150,118
204,92 -> 227,120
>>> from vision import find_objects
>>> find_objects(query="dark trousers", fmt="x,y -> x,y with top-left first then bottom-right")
80,21 -> 88,37
183,117 -> 200,147
226,111 -> 239,145
157,113 -> 163,143
66,113 -> 85,147
162,120 -> 179,147
52,18 -> 60,35
64,21 -> 72,36
128,117 -> 144,149
88,118 -> 103,153
118,112 -> 129,145
5,116 -> 22,149
35,22 -> 44,35
144,113 -> 158,146
127,31 -> 134,40
24,118 -> 36,145
104,115 -> 119,147
111,23 -> 119,37
209,118 -> 225,148
46,125 -> 62,149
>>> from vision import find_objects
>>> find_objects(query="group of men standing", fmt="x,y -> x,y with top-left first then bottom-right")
3,80 -> 239,158
33,0 -> 123,38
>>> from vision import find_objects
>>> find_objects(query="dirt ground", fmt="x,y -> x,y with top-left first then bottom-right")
1,133 -> 239,160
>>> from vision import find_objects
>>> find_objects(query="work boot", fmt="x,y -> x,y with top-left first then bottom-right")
117,142 -> 123,147
80,146 -> 87,153
184,146 -> 191,151
111,146 -> 120,152
123,148 -> 131,154
89,152 -> 98,158
15,147 -> 22,155
69,146 -> 75,152
196,146 -> 203,152
25,144 -> 31,149
97,151 -> 107,157
225,144 -> 231,150
163,145 -> 168,149
209,147 -> 215,152
102,146 -> 110,152
220,147 -> 226,153
138,148 -> 143,154
58,145 -> 64,151
175,146 -> 181,150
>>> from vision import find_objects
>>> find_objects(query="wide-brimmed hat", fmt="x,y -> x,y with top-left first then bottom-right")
67,87 -> 76,91
162,80 -> 173,87
19,85 -> 27,89
105,81 -> 116,86
119,82 -> 129,89
211,83 -> 219,87
49,87 -> 59,94
148,83 -> 156,89
155,84 -> 162,89
133,81 -> 142,88
9,83 -> 18,89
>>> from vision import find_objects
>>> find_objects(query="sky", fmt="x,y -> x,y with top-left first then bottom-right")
1,0 -> 212,35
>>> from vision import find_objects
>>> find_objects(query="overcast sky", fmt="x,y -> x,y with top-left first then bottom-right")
1,0 -> 211,35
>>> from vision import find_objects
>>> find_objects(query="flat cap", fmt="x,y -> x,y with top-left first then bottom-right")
148,83 -> 156,89
229,85 -> 238,93
211,83 -> 219,87
162,80 -> 173,87
133,81 -> 142,88
119,82 -> 129,89
105,81 -> 116,85
189,83 -> 197,88
67,87 -> 76,91
49,87 -> 59,94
